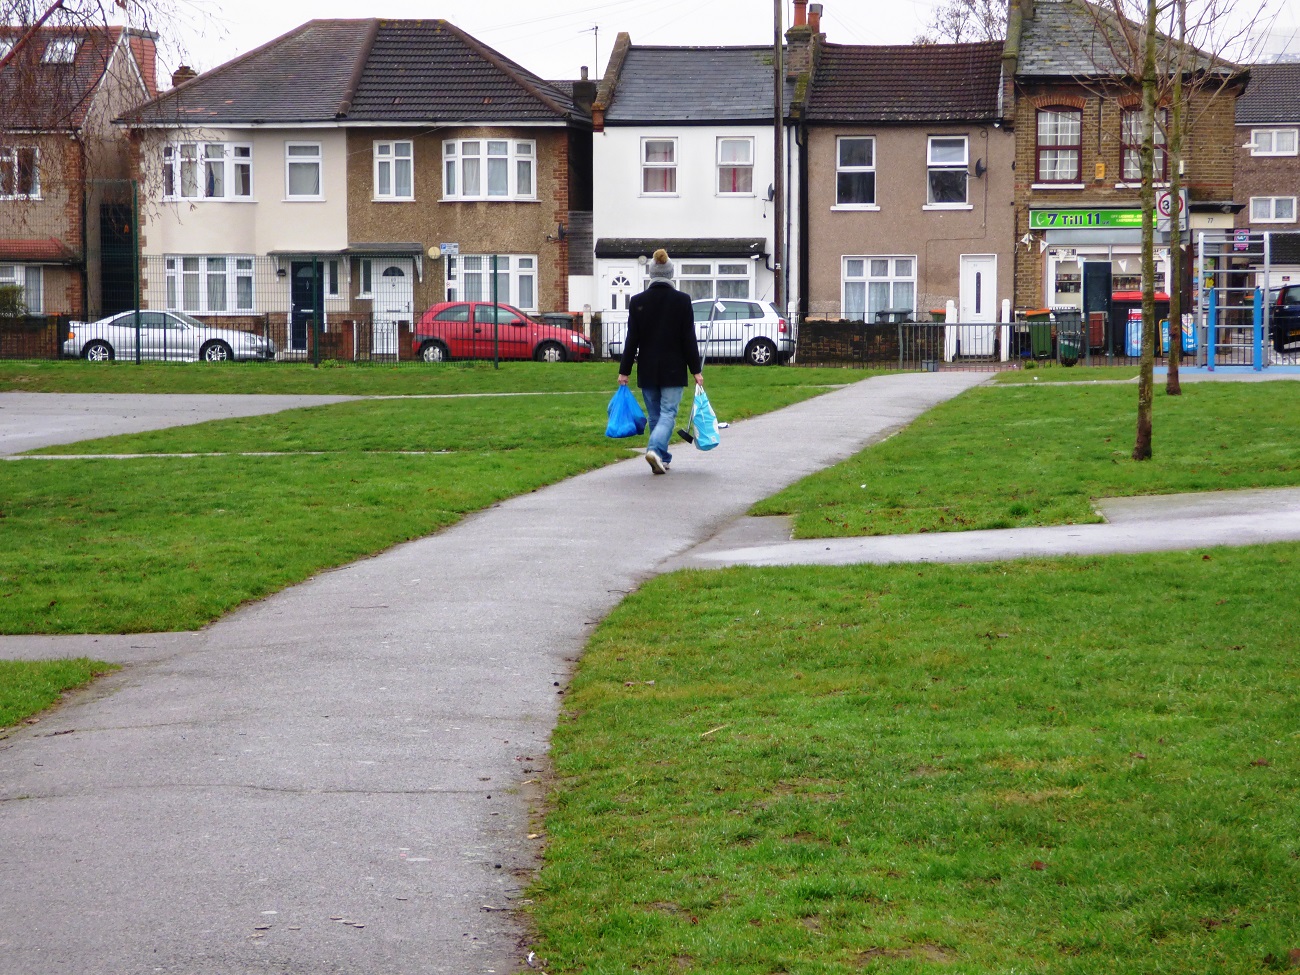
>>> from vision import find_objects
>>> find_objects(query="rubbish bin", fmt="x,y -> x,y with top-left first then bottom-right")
1055,309 -> 1084,366
929,308 -> 946,323
1025,308 -> 1053,358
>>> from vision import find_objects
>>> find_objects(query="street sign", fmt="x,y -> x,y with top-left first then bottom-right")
1155,189 -> 1187,232
439,242 -> 459,256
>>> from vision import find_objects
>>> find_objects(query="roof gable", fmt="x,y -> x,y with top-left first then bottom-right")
0,25 -> 147,129
124,18 -> 580,128
603,46 -> 794,123
806,41 -> 1004,124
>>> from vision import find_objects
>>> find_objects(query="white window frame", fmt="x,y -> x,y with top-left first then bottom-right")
42,38 -> 77,63
640,137 -> 678,196
162,142 -> 252,201
165,255 -> 256,314
716,137 -> 754,196
1250,196 -> 1297,223
834,136 -> 876,209
668,260 -> 754,301
925,135 -> 969,207
285,142 -> 322,200
441,139 -> 535,201
0,264 -> 43,314
374,140 -> 414,201
0,146 -> 40,199
842,255 -> 917,322
1250,128 -> 1299,157
444,254 -> 538,311
356,258 -> 374,298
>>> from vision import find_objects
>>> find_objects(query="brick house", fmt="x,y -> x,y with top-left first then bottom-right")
1234,61 -> 1300,285
1004,0 -> 1245,352
121,19 -> 593,359
0,24 -> 158,320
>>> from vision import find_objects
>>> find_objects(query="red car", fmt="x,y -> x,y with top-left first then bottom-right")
412,301 -> 594,362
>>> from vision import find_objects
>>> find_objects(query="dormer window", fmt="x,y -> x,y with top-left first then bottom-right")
42,38 -> 78,63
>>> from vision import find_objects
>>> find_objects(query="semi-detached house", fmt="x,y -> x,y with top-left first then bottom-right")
120,19 -> 593,359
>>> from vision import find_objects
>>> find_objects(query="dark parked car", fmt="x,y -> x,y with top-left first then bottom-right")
1270,285 -> 1300,352
411,302 -> 594,362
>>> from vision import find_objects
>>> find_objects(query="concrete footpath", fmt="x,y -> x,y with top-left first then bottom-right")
0,373 -> 986,975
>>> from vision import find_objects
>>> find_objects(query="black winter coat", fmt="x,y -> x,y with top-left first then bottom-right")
618,281 -> 702,388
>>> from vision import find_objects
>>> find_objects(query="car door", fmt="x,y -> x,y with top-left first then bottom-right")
712,300 -> 756,360
134,311 -> 174,360
475,303 -> 531,359
429,303 -> 474,358
692,300 -> 719,360
1275,285 -> 1300,349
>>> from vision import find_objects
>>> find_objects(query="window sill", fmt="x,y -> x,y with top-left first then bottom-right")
831,204 -> 880,212
372,197 -> 416,203
163,197 -> 255,203
1114,182 -> 1169,190
1251,218 -> 1298,225
285,197 -> 325,203
0,195 -> 42,202
922,203 -> 973,211
716,193 -> 757,199
638,193 -> 680,199
1030,183 -> 1085,191
440,197 -> 539,203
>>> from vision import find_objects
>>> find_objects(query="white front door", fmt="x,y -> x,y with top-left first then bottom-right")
373,262 -> 411,358
603,264 -> 637,357
959,254 -> 998,356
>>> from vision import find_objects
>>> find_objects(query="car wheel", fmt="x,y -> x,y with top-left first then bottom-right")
420,341 -> 450,362
745,338 -> 778,366
201,341 -> 233,362
535,341 -> 566,363
83,341 -> 114,362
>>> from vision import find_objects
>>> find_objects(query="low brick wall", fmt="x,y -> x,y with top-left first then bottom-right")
797,319 -> 947,365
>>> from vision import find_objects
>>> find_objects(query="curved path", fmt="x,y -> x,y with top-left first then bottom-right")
0,374 -> 984,974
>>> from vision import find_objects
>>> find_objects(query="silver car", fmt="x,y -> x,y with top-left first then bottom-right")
63,310 -> 276,362
693,298 -> 794,365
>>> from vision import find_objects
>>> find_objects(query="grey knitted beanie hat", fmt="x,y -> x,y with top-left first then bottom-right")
648,248 -> 674,280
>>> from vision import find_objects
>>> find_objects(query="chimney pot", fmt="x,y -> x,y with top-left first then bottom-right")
793,0 -> 808,27
581,65 -> 588,80
809,3 -> 823,33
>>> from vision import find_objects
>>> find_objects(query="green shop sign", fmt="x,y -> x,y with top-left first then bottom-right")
1030,208 -> 1145,229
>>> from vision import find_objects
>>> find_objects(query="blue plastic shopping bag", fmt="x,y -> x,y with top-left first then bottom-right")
605,385 -> 647,439
691,383 -> 719,451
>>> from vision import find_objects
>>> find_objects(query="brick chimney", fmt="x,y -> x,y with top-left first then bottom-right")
572,64 -> 596,118
170,64 -> 197,88
785,2 -> 825,82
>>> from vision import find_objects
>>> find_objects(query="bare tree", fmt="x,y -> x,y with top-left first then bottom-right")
915,0 -> 1007,43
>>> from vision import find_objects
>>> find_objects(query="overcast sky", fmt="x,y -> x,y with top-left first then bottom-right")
153,0 -> 1300,83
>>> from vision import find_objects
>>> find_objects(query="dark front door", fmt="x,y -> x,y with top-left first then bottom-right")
99,203 -> 135,317
290,261 -> 324,353
1083,261 -> 1114,353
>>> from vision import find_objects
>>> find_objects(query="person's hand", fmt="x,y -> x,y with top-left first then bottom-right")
693,373 -> 704,388
618,374 -> 629,386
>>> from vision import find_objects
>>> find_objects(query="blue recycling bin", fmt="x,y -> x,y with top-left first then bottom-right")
1125,317 -> 1143,356
1160,318 -> 1198,353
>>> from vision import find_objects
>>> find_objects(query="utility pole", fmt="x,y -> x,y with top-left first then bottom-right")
772,0 -> 785,312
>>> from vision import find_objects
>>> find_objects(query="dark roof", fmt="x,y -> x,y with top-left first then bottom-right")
603,46 -> 794,123
806,41 -> 1003,123
0,25 -> 151,130
595,237 -> 766,258
124,18 -> 581,127
1017,0 -> 1231,78
1237,62 -> 1300,124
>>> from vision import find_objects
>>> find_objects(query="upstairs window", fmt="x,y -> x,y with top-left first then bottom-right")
1250,196 -> 1296,223
1121,108 -> 1168,182
1250,128 -> 1299,156
717,137 -> 754,194
442,139 -> 533,201
836,137 -> 875,206
163,142 -> 252,201
641,138 -> 677,194
285,142 -> 322,199
0,146 -> 39,199
42,38 -> 77,63
1036,108 -> 1082,182
927,136 -> 968,205
374,140 -> 414,200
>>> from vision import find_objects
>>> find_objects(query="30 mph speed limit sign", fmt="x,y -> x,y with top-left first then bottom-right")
1156,189 -> 1187,231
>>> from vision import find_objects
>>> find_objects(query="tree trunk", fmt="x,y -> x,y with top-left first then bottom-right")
1133,0 -> 1158,461
1165,0 -> 1186,396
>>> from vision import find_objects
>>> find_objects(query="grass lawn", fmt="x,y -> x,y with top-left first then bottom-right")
0,658 -> 117,731
533,546 -> 1300,974
755,381 -> 1300,537
0,365 -> 857,636
994,363 -> 1140,383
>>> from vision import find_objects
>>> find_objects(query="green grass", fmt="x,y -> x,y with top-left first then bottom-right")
1,368 -> 849,634
0,658 -> 117,729
755,381 -> 1300,537
533,547 -> 1300,974
994,363 -> 1140,383
0,359 -> 862,396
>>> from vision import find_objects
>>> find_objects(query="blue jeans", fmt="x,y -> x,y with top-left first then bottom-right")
640,385 -> 683,465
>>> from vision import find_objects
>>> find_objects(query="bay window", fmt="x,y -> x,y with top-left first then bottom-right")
445,254 -> 537,311
163,142 -> 252,200
165,256 -> 256,313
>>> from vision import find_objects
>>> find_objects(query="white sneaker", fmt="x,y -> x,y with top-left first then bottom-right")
645,449 -> 666,474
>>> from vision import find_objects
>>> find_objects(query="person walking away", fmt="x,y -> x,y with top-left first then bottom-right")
618,249 -> 703,474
